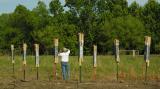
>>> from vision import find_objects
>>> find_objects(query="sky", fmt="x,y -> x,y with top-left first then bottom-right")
0,0 -> 159,14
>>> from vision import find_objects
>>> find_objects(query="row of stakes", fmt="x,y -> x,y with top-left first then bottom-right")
10,33 -> 151,82
11,44 -> 40,80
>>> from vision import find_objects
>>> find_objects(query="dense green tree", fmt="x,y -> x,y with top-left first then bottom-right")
128,1 -> 142,17
0,14 -> 10,30
49,0 -> 64,16
96,15 -> 147,54
0,0 -> 160,55
32,1 -> 49,29
31,25 -> 59,54
142,0 -> 160,53
10,5 -> 33,43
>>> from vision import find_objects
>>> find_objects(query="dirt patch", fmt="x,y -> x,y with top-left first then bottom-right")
0,78 -> 159,89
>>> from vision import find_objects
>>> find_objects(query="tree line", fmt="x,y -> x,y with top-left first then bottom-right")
0,0 -> 160,55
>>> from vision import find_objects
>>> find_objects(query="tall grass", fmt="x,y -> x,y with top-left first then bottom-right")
0,55 -> 159,81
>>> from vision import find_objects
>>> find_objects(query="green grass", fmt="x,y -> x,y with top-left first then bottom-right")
0,55 -> 159,81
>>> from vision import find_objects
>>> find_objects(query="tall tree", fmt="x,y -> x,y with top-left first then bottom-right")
49,0 -> 64,16
142,0 -> 160,53
32,1 -> 49,29
128,1 -> 142,17
10,5 -> 33,43
96,15 -> 147,53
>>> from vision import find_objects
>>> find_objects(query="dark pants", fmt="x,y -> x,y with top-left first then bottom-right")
61,62 -> 70,80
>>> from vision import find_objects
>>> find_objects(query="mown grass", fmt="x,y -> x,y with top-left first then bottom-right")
0,55 -> 159,81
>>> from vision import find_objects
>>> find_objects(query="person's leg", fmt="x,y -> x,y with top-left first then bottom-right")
64,62 -> 68,80
66,63 -> 70,80
61,62 -> 66,80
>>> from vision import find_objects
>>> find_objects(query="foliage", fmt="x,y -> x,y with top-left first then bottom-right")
0,0 -> 160,55
97,15 -> 147,54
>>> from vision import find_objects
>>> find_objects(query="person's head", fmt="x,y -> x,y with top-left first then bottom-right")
62,47 -> 68,52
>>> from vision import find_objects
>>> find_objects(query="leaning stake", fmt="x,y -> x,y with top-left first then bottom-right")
144,36 -> 151,82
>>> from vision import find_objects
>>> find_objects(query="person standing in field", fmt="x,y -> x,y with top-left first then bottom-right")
58,48 -> 70,80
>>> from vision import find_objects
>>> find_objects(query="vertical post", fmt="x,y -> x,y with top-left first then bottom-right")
79,32 -> 84,83
54,38 -> 58,80
93,45 -> 97,80
11,45 -> 15,75
133,50 -> 135,57
114,39 -> 120,81
144,36 -> 151,81
35,44 -> 40,80
23,43 -> 27,81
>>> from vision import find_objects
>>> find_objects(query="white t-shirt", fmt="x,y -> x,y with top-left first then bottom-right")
58,50 -> 70,62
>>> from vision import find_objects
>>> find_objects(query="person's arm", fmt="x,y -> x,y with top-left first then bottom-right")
66,49 -> 70,54
58,52 -> 63,56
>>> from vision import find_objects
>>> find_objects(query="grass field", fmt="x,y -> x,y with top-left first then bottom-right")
0,55 -> 160,89
0,55 -> 160,81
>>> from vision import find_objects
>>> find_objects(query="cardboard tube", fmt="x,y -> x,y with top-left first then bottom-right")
54,38 -> 59,63
114,39 -> 120,63
145,36 -> 151,46
23,43 -> 27,65
34,44 -> 39,67
93,45 -> 97,67
11,45 -> 14,51
54,38 -> 59,46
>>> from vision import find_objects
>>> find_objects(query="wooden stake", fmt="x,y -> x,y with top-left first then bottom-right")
114,39 -> 120,81
53,63 -> 57,80
145,62 -> 148,81
117,63 -> 119,81
11,45 -> 15,74
144,36 -> 151,82
79,66 -> 82,82
79,33 -> 84,83
13,63 -> 14,75
23,43 -> 27,81
92,67 -> 96,80
93,45 -> 97,80
34,44 -> 39,80
54,38 -> 58,80
37,67 -> 39,80
23,65 -> 26,80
